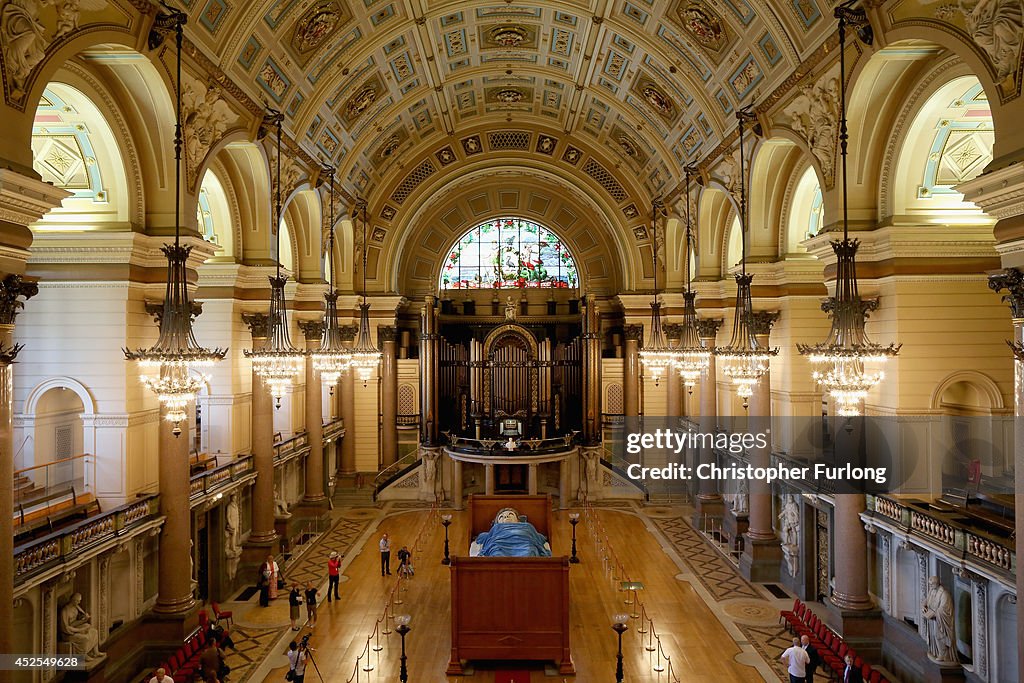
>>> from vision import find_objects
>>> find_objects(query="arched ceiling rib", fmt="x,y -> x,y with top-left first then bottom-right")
182,0 -> 837,201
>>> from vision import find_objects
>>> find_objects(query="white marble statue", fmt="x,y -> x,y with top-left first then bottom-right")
778,495 -> 800,577
274,484 -> 292,518
505,295 -> 517,321
224,494 -> 242,581
421,449 -> 438,492
59,593 -> 104,660
922,575 -> 959,664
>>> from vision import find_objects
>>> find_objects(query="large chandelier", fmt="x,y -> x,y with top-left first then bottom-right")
124,10 -> 226,437
714,109 -> 777,409
244,110 -> 305,408
311,166 -> 351,391
674,165 -> 711,393
796,5 -> 899,417
638,197 -> 678,386
348,198 -> 381,386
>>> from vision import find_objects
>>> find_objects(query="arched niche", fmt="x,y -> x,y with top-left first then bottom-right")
785,166 -> 823,255
217,142 -> 272,263
197,168 -> 236,259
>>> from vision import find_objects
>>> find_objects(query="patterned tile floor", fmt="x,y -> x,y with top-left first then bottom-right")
221,512 -> 375,683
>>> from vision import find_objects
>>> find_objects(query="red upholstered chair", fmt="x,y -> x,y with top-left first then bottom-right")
869,671 -> 883,683
838,643 -> 849,659
862,664 -> 873,680
212,601 -> 233,628
198,609 -> 210,630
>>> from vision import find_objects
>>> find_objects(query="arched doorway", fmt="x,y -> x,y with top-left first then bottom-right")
30,386 -> 86,496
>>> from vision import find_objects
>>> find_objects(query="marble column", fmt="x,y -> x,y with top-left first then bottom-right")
380,326 -> 398,468
451,458 -> 464,510
0,172 -> 65,676
155,401 -> 195,614
528,464 -> 538,495
831,494 -> 872,611
243,313 -> 276,545
623,324 -> 642,417
420,296 -> 439,445
664,323 -> 683,423
987,268 -> 1024,675
582,295 -> 602,444
339,324 -> 358,475
299,320 -> 326,504
693,319 -> 723,529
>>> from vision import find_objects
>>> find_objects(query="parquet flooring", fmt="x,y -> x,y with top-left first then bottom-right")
231,502 -> 782,683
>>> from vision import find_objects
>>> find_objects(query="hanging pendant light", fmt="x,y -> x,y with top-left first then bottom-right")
311,166 -> 351,393
638,197 -> 679,386
713,108 -> 777,409
243,110 -> 305,408
796,3 -> 899,417
674,165 -> 711,393
348,198 -> 381,386
124,9 -> 226,437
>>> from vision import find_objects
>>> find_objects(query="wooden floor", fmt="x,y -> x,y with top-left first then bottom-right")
255,506 -> 766,683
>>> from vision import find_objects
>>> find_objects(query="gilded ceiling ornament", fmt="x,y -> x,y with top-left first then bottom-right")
346,86 -> 377,118
489,24 -> 528,48
641,84 -> 673,116
292,3 -> 341,54
677,0 -> 728,52
782,76 -> 840,186
495,88 -> 524,103
618,135 -> 638,157
379,134 -> 401,158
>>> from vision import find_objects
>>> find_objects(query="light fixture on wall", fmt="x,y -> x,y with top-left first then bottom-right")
714,108 -> 777,409
124,9 -> 226,437
348,198 -> 381,386
797,2 -> 899,416
674,165 -> 711,393
638,197 -> 678,386
311,165 -> 351,393
244,110 -> 305,408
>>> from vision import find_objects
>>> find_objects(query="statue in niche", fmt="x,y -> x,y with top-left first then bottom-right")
224,494 -> 242,581
584,449 -> 600,494
274,483 -> 292,518
778,495 -> 800,577
726,478 -> 748,514
59,593 -> 104,660
421,449 -> 439,493
505,295 -> 517,321
922,575 -> 959,663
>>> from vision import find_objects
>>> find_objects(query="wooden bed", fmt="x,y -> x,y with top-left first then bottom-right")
446,494 -> 574,675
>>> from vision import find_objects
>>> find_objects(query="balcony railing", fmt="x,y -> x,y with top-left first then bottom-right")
189,455 -> 254,501
323,417 -> 345,442
867,494 -> 1016,577
274,431 -> 310,462
15,494 -> 160,585
14,454 -> 95,522
396,413 -> 419,428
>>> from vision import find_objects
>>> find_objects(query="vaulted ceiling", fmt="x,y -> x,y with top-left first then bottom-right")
186,0 -> 836,202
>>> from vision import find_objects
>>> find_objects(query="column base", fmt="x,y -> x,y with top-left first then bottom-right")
739,535 -> 782,583
692,495 -> 724,533
825,602 -> 883,662
246,531 -> 278,546
152,594 -> 196,617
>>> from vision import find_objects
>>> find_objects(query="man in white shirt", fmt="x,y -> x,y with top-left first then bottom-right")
149,667 -> 173,683
781,636 -> 810,683
379,533 -> 391,576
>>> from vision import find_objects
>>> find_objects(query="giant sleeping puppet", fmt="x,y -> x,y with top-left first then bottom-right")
470,507 -> 552,557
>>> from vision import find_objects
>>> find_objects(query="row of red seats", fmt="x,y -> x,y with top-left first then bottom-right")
141,610 -> 228,683
780,598 -> 890,683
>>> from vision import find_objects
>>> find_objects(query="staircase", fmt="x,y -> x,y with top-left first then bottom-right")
13,473 -> 41,502
332,476 -> 376,507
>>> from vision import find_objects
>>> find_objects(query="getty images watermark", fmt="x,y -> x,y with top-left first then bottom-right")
623,428 -> 889,486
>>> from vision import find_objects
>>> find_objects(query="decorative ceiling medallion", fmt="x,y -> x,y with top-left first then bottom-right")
435,145 -> 457,165
490,25 -> 529,48
618,134 -> 638,157
623,203 -> 639,219
675,0 -> 729,53
495,88 -> 524,103
292,2 -> 343,54
641,84 -> 673,116
562,146 -> 583,165
380,205 -> 397,221
461,135 -> 483,155
536,135 -> 557,155
378,134 -> 401,158
371,227 -> 387,242
633,226 -> 649,241
346,86 -> 377,119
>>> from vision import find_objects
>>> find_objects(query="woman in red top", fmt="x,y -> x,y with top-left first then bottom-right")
327,551 -> 342,602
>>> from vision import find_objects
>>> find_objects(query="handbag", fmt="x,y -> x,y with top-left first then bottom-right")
277,577 -> 286,590
285,670 -> 295,682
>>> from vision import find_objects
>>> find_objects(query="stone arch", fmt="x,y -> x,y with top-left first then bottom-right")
282,188 -> 323,284
781,162 -> 822,256
216,142 -> 272,263
696,186 -> 736,281
748,138 -> 804,261
390,166 -> 634,298
929,370 -> 1006,413
197,165 -> 238,260
24,376 -> 96,417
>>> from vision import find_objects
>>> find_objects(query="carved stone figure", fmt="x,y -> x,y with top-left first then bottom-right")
54,0 -> 105,40
715,149 -> 741,197
783,76 -> 840,186
224,494 -> 242,581
922,575 -> 959,663
1,0 -> 48,93
274,484 -> 292,518
505,295 -> 517,321
584,448 -> 600,493
726,478 -> 748,514
183,82 -> 234,188
935,0 -> 1023,80
59,593 -> 104,660
421,448 -> 439,492
778,495 -> 800,577
269,147 -> 303,200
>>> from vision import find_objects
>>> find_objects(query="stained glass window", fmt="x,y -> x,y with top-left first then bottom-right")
440,217 -> 579,290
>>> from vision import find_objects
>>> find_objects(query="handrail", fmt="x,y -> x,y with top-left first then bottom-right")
14,493 -> 160,585
14,453 -> 92,477
189,455 -> 255,500
373,450 -> 421,497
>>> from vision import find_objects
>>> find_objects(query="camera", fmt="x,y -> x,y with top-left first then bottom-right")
300,633 -> 311,648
